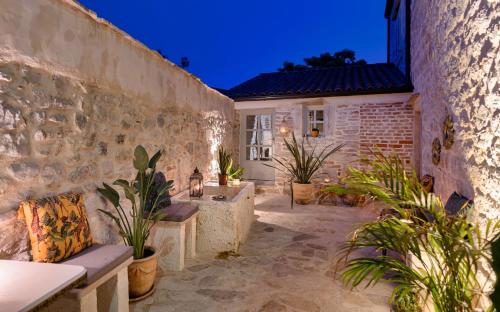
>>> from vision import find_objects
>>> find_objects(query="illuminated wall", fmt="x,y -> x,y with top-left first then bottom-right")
411,0 -> 499,222
0,0 -> 237,259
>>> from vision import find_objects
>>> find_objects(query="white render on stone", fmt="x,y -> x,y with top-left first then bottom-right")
147,213 -> 198,272
236,93 -> 415,192
0,0 -> 237,259
411,0 -> 500,223
173,182 -> 255,256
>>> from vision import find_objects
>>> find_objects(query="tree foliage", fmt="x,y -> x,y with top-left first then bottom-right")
278,49 -> 367,72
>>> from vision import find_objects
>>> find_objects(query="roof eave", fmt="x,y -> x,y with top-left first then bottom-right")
231,86 -> 414,102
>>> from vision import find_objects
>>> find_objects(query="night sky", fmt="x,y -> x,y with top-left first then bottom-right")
78,0 -> 388,89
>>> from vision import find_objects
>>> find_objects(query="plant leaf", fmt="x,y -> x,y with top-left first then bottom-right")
133,145 -> 149,171
97,183 -> 120,207
148,150 -> 162,169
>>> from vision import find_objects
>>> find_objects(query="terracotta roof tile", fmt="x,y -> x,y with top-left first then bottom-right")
224,63 -> 413,101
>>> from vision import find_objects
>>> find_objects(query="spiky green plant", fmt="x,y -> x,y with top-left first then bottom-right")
334,151 -> 500,312
264,133 -> 343,184
97,145 -> 173,259
228,164 -> 245,180
217,147 -> 232,175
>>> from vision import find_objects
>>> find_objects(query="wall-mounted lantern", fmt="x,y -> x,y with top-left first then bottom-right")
189,167 -> 204,198
278,115 -> 291,135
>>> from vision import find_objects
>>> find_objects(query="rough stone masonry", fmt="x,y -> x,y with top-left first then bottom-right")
411,0 -> 499,223
0,0 -> 237,259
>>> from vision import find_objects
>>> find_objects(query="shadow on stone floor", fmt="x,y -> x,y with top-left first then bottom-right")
131,194 -> 393,312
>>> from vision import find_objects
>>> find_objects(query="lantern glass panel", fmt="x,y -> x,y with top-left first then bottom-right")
189,167 -> 204,197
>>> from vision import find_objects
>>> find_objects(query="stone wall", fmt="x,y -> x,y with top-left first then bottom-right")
411,0 -> 499,222
0,0 -> 237,259
269,96 -> 414,192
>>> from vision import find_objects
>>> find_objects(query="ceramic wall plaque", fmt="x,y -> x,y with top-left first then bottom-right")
432,138 -> 441,165
443,115 -> 455,149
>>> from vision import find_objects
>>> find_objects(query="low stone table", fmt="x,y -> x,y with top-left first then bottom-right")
172,181 -> 255,256
0,260 -> 86,312
147,203 -> 199,271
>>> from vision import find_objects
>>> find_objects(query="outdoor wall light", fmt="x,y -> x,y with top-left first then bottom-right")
279,115 -> 291,135
189,167 -> 204,198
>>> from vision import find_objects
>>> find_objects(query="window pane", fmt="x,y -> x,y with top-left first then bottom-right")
316,110 -> 324,121
260,146 -> 272,161
246,130 -> 258,145
308,111 -> 314,120
246,115 -> 258,130
260,130 -> 273,145
246,146 -> 259,160
316,123 -> 324,134
259,115 -> 272,130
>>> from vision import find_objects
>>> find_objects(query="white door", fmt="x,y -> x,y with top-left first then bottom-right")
240,110 -> 275,182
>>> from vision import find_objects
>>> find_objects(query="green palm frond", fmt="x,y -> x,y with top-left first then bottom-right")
335,150 -> 500,311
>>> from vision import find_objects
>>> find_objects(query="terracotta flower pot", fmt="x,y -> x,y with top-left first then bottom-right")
292,182 -> 315,205
128,246 -> 157,299
218,174 -> 228,186
311,128 -> 320,138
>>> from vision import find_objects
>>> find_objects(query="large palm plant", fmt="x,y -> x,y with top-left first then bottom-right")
97,145 -> 173,259
332,152 -> 500,311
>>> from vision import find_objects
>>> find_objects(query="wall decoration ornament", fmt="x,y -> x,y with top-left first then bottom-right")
421,174 -> 434,193
432,138 -> 441,165
443,115 -> 455,149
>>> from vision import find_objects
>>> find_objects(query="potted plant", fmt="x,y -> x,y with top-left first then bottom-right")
265,133 -> 343,205
97,145 -> 173,299
336,152 -> 500,311
217,147 -> 232,186
228,164 -> 245,186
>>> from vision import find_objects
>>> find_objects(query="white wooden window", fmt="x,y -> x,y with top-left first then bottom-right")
304,106 -> 325,137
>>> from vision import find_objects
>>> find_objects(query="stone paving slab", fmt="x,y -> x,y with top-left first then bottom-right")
132,194 -> 393,312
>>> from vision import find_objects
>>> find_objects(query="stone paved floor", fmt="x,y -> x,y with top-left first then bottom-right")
132,194 -> 393,312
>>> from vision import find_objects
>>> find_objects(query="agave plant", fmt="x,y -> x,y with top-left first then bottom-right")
217,147 -> 232,176
335,151 -> 500,311
97,145 -> 173,259
264,133 -> 343,184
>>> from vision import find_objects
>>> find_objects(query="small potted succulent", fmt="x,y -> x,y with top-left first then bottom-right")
217,147 -> 232,186
228,164 -> 245,186
97,145 -> 173,299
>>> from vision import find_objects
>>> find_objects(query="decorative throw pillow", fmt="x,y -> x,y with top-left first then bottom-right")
18,193 -> 93,263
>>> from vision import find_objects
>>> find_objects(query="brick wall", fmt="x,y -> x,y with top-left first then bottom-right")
359,102 -> 414,166
271,99 -> 414,191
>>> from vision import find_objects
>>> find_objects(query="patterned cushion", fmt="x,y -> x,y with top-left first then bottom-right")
18,193 -> 93,263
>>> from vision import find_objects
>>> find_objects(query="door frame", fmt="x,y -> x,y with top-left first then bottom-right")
239,109 -> 275,182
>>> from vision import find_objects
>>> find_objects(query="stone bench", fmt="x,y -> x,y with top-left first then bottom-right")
44,244 -> 133,312
147,203 -> 199,271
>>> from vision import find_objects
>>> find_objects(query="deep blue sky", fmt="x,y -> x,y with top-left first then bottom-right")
79,0 -> 388,89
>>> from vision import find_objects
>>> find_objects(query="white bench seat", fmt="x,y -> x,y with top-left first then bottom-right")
42,244 -> 133,312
